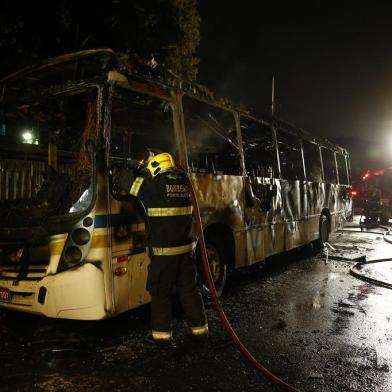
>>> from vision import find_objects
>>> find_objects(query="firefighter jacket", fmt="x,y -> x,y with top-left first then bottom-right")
129,170 -> 196,256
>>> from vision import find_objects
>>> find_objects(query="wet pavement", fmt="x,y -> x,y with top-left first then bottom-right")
1,217 -> 392,392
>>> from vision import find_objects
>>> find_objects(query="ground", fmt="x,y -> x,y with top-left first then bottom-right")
1,217 -> 392,392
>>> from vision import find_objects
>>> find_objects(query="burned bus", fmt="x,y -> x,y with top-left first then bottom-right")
0,49 -> 352,319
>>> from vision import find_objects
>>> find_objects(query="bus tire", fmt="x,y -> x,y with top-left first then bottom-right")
199,237 -> 227,297
318,214 -> 329,246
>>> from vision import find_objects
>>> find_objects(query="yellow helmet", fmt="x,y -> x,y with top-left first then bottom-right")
146,152 -> 175,177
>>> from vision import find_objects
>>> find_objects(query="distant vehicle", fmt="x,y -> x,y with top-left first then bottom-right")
354,168 -> 392,224
0,49 -> 352,319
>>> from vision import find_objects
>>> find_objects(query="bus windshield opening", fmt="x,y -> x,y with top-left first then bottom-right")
0,87 -> 97,228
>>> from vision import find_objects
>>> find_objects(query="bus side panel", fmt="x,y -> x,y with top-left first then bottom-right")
245,226 -> 264,263
285,220 -> 310,250
325,183 -> 338,214
191,174 -> 247,267
243,177 -> 285,265
282,179 -> 309,250
109,197 -> 151,315
192,174 -> 245,226
243,177 -> 269,264
307,182 -> 326,240
307,182 -> 347,239
267,178 -> 285,256
127,253 -> 151,309
335,184 -> 352,225
325,183 -> 339,233
111,251 -> 151,315
265,220 -> 285,257
306,214 -> 321,242
331,184 -> 349,231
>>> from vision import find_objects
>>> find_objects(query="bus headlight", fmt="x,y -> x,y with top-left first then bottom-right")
57,212 -> 95,273
72,228 -> 91,245
63,246 -> 83,265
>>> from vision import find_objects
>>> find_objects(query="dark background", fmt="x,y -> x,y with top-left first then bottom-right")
197,1 -> 392,171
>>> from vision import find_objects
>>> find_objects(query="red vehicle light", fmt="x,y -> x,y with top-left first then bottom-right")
115,255 -> 129,263
350,190 -> 358,197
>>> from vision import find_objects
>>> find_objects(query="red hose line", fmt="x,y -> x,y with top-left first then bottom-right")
186,175 -> 299,392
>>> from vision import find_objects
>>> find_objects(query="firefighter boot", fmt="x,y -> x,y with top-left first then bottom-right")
150,330 -> 174,347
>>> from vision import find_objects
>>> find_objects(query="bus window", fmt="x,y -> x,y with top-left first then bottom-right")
240,116 -> 277,178
110,89 -> 176,162
321,148 -> 337,184
336,153 -> 349,185
276,129 -> 304,181
303,140 -> 322,182
182,96 -> 241,175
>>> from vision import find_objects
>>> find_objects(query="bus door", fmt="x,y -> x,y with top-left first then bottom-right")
321,148 -> 339,230
108,86 -> 177,314
276,129 -> 308,249
241,117 -> 283,261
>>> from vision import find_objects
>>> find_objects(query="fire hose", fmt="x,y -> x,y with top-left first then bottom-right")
186,174 -> 299,392
330,222 -> 392,290
349,225 -> 392,290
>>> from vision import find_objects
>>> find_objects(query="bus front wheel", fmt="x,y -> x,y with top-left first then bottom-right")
199,238 -> 227,297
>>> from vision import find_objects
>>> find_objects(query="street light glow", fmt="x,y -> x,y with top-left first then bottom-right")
22,131 -> 33,144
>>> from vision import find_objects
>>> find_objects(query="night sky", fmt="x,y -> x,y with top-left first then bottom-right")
197,1 -> 392,153
2,1 -> 392,169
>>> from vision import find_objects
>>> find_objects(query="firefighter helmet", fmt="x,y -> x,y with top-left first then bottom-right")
146,152 -> 175,177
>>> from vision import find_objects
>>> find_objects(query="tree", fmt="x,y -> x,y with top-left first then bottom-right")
0,0 -> 200,80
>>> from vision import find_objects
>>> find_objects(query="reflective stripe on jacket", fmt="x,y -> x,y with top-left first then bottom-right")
129,170 -> 195,251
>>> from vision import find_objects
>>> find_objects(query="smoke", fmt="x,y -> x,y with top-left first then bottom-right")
184,108 -> 240,175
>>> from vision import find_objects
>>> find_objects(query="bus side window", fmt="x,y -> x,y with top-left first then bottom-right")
303,140 -> 322,182
321,148 -> 337,184
336,153 -> 349,185
276,129 -> 304,181
182,96 -> 241,175
240,116 -> 277,178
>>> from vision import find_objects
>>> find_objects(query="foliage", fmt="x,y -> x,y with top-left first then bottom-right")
0,0 -> 201,80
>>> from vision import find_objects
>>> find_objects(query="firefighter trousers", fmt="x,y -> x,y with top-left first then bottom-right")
146,251 -> 207,335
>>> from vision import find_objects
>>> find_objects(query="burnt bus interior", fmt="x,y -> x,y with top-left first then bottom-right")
110,88 -> 175,164
181,99 -> 350,188
0,88 -> 96,230
240,117 -> 277,179
182,96 -> 241,176
108,74 -> 350,234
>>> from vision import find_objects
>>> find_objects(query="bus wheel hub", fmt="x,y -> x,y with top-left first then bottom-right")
207,248 -> 221,282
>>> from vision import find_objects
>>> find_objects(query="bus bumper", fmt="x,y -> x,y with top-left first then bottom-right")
0,263 -> 107,320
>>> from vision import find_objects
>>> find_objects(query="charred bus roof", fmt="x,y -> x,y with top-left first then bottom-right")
0,48 -> 349,157
0,49 -> 117,85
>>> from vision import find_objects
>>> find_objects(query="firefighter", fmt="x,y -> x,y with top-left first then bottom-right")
121,152 -> 208,345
